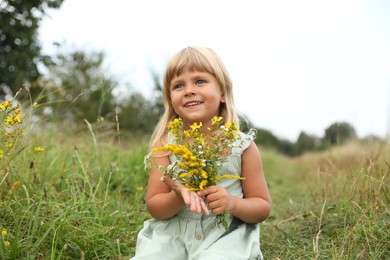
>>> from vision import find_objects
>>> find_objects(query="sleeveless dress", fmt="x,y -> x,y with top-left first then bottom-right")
132,131 -> 263,260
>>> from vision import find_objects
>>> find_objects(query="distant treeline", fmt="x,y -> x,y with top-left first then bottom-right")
242,121 -> 360,156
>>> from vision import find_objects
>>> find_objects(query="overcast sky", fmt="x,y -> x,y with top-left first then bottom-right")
38,0 -> 390,141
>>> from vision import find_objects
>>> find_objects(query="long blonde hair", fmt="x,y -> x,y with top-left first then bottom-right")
150,46 -> 239,148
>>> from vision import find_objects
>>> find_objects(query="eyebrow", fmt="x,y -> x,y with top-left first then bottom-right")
170,78 -> 182,87
170,72 -> 212,86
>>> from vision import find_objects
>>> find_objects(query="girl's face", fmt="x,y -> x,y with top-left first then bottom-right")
170,70 -> 225,129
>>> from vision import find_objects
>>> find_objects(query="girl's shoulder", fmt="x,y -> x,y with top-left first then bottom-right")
239,128 -> 257,141
232,129 -> 257,154
154,135 -> 169,147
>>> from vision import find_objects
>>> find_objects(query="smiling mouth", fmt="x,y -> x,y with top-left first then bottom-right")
184,101 -> 202,107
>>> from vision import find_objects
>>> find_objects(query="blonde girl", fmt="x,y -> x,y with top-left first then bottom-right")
132,47 -> 271,260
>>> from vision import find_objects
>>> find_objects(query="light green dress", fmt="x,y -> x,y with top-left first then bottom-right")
132,131 -> 263,260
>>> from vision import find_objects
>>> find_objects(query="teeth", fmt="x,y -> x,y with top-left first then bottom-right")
185,102 -> 201,107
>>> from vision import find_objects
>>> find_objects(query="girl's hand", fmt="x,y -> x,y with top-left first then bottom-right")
163,177 -> 209,215
197,186 -> 234,215
184,191 -> 210,215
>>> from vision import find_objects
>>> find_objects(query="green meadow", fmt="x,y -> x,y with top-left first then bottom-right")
1,102 -> 389,259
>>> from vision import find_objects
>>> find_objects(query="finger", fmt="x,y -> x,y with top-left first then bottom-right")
190,193 -> 201,214
180,188 -> 192,205
182,191 -> 191,205
203,191 -> 219,204
207,200 -> 219,210
200,199 -> 210,215
189,193 -> 195,208
197,190 -> 205,197
195,197 -> 202,214
212,206 -> 225,216
197,187 -> 211,197
199,186 -> 219,197
190,194 -> 196,212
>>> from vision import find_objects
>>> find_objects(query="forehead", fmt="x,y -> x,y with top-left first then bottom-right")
170,62 -> 210,79
166,51 -> 215,81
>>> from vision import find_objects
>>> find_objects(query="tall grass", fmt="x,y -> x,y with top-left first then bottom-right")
1,97 -> 389,259
1,105 -> 150,258
261,141 -> 389,259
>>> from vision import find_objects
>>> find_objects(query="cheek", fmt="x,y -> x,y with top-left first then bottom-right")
170,95 -> 181,109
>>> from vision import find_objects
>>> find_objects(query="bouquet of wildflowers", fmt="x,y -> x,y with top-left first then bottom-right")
147,116 -> 245,229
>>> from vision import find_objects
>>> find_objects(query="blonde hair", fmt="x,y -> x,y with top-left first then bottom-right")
150,46 -> 239,148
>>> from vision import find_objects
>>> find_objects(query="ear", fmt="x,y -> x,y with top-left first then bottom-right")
220,94 -> 226,103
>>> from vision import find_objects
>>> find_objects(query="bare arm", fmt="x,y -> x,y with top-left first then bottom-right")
198,142 -> 271,224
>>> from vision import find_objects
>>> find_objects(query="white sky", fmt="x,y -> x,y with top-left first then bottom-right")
38,0 -> 390,141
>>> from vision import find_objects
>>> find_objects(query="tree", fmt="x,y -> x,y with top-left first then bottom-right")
277,139 -> 296,156
323,121 -> 356,145
0,0 -> 64,97
42,48 -> 117,124
117,92 -> 160,134
295,131 -> 321,155
150,70 -> 164,118
254,128 -> 280,149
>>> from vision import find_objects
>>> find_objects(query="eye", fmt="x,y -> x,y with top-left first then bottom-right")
196,79 -> 205,85
172,83 -> 184,90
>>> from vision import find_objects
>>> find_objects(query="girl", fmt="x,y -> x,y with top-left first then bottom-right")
132,47 -> 271,260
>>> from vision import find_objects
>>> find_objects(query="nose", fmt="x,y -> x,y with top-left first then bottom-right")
184,85 -> 196,97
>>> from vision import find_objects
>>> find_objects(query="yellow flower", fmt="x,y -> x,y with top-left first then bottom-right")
34,146 -> 45,153
183,130 -> 191,137
4,241 -> 10,247
168,118 -> 182,130
190,122 -> 202,130
5,116 -> 13,126
199,180 -> 208,190
0,100 -> 11,111
201,170 -> 208,179
200,135 -> 205,143
0,150 -> 3,159
13,115 -> 22,124
1,230 -> 7,236
179,172 -> 190,178
211,116 -> 223,125
168,118 -> 183,137
215,174 -> 245,182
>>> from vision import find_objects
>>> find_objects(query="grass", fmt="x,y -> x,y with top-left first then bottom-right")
1,103 -> 389,259
1,117 -> 150,259
261,141 -> 389,259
